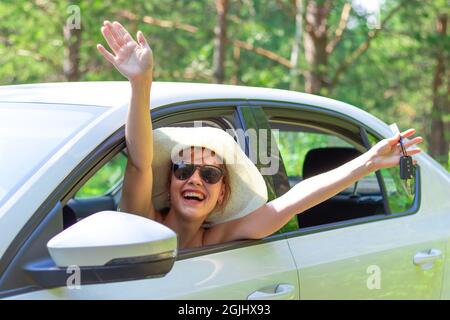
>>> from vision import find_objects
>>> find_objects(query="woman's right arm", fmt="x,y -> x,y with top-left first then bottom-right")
97,20 -> 156,219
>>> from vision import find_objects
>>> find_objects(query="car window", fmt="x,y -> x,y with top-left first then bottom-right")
75,151 -> 127,199
66,117 -> 248,227
270,120 -> 385,229
367,133 -> 416,214
0,102 -> 105,207
272,122 -> 381,194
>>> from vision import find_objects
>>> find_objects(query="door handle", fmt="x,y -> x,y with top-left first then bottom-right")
247,284 -> 296,300
413,249 -> 442,270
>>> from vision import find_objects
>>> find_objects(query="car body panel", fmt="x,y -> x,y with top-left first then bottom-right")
0,102 -> 106,206
8,240 -> 299,300
289,214 -> 448,299
0,101 -> 125,258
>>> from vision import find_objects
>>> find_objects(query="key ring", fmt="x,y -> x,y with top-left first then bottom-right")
398,134 -> 407,156
390,123 -> 407,156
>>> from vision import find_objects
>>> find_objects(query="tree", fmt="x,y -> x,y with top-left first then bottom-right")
429,13 -> 449,165
213,0 -> 229,83
63,2 -> 81,81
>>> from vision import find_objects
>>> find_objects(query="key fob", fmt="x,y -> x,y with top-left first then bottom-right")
400,156 -> 414,179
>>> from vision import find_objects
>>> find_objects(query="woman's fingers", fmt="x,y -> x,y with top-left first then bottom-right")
101,24 -> 120,54
400,128 -> 416,139
405,148 -> 421,156
404,136 -> 423,148
389,128 -> 419,147
97,44 -> 116,65
110,21 -> 127,47
137,30 -> 150,49
113,21 -> 126,37
101,20 -> 137,55
113,21 -> 134,43
104,21 -> 124,48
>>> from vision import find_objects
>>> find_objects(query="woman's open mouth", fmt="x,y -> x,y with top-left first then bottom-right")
181,190 -> 206,205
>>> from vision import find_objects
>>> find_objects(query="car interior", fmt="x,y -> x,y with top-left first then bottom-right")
268,120 -> 386,229
62,117 -> 387,237
295,147 -> 385,228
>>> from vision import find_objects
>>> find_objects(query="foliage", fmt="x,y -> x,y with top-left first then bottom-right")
76,152 -> 127,198
0,1 -> 447,210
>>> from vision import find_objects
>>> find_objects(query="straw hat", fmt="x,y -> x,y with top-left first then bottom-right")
151,127 -> 268,227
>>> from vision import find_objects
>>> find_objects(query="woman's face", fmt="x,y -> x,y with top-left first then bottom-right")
169,147 -> 226,222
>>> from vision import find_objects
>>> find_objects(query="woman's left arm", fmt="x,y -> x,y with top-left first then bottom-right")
207,128 -> 423,244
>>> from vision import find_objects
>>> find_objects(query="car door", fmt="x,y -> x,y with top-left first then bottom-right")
1,102 -> 299,300
263,104 -> 447,299
9,240 -> 298,300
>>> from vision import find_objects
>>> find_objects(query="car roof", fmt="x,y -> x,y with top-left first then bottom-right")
0,81 -> 388,131
0,80 -> 358,109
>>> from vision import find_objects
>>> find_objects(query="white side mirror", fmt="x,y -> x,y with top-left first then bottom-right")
47,211 -> 177,267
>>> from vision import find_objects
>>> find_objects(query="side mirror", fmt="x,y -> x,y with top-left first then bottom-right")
24,211 -> 178,289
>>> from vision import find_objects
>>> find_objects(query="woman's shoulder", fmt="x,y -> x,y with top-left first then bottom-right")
153,209 -> 165,224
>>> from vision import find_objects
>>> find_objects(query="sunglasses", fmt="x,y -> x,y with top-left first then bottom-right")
172,162 -> 225,184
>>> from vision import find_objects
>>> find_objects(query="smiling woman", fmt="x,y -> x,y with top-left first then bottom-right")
148,127 -> 267,230
97,20 -> 424,250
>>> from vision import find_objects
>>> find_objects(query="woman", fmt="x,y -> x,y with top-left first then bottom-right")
97,21 -> 423,249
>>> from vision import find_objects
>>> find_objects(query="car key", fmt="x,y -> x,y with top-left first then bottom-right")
399,150 -> 414,179
390,123 -> 414,180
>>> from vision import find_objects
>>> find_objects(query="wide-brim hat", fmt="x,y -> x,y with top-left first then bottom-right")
152,127 -> 268,227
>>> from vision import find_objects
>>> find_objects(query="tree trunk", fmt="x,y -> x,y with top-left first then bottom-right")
290,0 -> 304,91
63,22 -> 81,81
303,0 -> 331,94
429,13 -> 449,166
213,0 -> 229,84
231,44 -> 241,85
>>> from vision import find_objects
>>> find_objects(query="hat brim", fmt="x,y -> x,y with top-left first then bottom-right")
151,127 -> 268,227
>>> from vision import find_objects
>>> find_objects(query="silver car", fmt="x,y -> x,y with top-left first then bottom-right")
1,81 -> 449,299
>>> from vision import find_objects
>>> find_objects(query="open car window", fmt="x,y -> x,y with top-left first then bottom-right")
270,120 -> 385,230
61,116 -> 251,254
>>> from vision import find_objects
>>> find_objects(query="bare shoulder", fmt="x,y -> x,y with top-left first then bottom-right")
202,204 -> 273,246
202,217 -> 244,246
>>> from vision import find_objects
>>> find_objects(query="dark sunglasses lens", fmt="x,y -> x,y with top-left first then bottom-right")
173,163 -> 195,180
200,166 -> 223,184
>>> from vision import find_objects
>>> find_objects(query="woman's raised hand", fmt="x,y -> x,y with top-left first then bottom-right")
368,128 -> 423,171
97,21 -> 153,81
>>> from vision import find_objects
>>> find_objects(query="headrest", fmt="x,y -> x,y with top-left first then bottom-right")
302,147 -> 362,179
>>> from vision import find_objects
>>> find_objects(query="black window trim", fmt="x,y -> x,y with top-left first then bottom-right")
360,127 -> 392,215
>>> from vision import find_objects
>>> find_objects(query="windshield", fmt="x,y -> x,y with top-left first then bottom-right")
0,102 -> 106,206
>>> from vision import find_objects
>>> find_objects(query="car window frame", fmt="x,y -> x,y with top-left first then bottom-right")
257,100 -> 421,241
